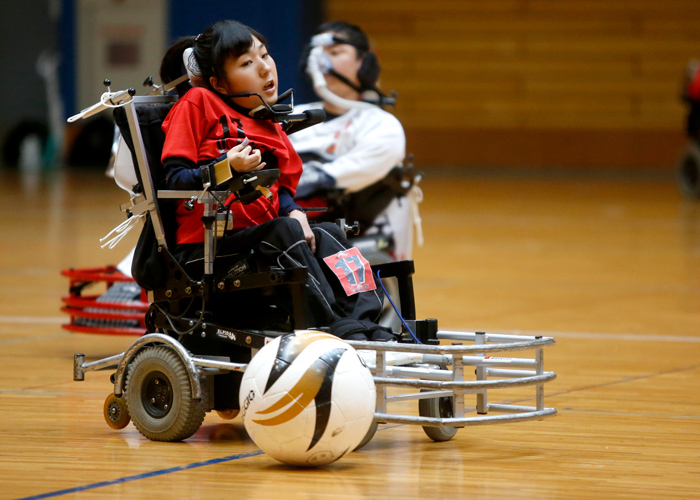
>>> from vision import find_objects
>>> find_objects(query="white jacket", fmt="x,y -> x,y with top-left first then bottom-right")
289,103 -> 421,261
289,103 -> 406,193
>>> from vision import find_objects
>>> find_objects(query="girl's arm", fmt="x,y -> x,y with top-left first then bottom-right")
278,186 -> 302,216
164,146 -> 266,191
288,209 -> 316,253
164,156 -> 224,190
161,98 -> 207,189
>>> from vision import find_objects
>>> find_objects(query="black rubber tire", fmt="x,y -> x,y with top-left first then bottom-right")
677,141 -> 700,199
125,346 -> 205,442
418,390 -> 458,442
354,420 -> 379,451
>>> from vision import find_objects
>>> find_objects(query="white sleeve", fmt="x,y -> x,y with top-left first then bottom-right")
321,111 -> 406,193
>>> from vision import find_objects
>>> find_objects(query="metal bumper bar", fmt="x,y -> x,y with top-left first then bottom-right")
346,330 -> 557,427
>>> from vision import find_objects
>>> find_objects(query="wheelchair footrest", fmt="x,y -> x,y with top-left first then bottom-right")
346,329 -> 557,429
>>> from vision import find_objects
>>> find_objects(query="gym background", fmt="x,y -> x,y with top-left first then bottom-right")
2,0 -> 699,173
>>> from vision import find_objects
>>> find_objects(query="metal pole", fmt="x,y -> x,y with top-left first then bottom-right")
475,332 -> 487,414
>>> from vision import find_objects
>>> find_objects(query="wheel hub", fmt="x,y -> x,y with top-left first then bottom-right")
107,401 -> 123,421
439,397 -> 453,418
142,371 -> 173,418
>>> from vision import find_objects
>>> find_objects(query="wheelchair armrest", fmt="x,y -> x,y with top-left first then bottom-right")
156,170 -> 281,207
227,169 -> 280,205
372,259 -> 414,279
372,260 -> 417,321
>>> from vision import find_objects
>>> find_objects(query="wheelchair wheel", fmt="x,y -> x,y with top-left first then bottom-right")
125,346 -> 206,442
354,420 -> 379,451
677,141 -> 700,199
103,393 -> 130,430
418,389 -> 458,442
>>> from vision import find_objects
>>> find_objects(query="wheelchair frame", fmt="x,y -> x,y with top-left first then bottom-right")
71,88 -> 556,445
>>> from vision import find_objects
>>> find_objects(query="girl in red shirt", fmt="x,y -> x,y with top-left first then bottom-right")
158,20 -> 393,341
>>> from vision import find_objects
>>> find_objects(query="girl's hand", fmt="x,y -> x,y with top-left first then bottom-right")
227,138 -> 266,173
288,210 -> 316,253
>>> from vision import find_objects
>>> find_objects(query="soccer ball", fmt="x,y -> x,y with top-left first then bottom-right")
239,330 -> 376,466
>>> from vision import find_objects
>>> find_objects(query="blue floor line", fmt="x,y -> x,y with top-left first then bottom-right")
14,419 -> 402,500
14,450 -> 264,500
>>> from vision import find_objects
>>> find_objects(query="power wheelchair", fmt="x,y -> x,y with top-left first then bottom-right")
70,78 -> 557,446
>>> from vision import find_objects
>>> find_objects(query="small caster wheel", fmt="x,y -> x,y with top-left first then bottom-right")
419,390 -> 458,442
216,409 -> 240,420
104,393 -> 130,430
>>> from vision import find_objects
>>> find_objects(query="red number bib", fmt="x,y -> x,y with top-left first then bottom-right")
323,247 -> 377,296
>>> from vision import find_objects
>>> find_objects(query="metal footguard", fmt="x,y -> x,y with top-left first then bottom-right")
347,330 -> 556,427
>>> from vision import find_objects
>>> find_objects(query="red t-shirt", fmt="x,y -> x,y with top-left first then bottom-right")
161,87 -> 302,244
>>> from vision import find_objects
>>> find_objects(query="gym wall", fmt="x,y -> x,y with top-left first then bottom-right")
328,0 -> 700,171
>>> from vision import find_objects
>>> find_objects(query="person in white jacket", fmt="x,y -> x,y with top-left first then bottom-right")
289,21 -> 421,261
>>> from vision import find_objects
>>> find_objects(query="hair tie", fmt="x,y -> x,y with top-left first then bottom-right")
195,33 -> 201,41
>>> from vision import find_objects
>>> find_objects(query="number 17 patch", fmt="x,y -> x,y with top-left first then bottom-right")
323,247 -> 377,296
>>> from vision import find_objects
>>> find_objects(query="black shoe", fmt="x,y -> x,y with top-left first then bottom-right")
368,328 -> 398,342
342,332 -> 370,341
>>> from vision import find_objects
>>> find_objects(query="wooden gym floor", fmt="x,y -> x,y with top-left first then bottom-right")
0,167 -> 698,499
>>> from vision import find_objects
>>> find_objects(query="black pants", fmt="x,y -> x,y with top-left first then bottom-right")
174,218 -> 385,330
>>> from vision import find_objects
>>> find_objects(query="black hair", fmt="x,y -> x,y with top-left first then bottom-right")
160,37 -> 194,96
315,21 -> 369,58
160,20 -> 268,95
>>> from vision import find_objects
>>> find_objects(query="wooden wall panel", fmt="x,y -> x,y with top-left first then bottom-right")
326,0 -> 700,170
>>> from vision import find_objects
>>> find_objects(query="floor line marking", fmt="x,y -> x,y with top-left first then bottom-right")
538,363 -> 700,404
0,332 -> 69,346
13,451 -> 264,500
489,329 -> 700,343
12,423 -> 401,500
0,389 -> 107,397
0,316 -> 64,324
558,408 -> 700,419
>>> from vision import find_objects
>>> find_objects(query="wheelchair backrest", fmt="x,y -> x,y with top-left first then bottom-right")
113,103 -> 174,193
112,100 -> 181,291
